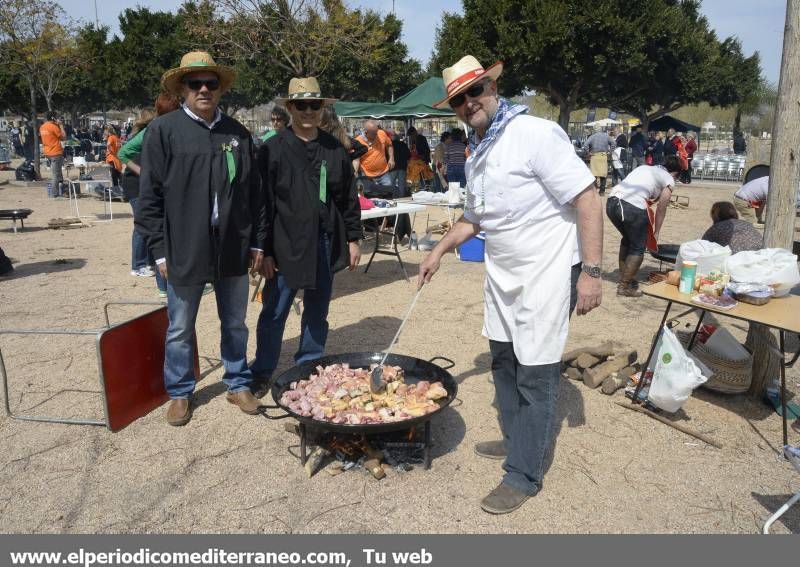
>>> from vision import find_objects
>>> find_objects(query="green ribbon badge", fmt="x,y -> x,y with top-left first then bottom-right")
221,138 -> 238,186
319,160 -> 327,203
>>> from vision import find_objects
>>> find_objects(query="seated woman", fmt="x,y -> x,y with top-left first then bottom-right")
606,155 -> 681,297
701,201 -> 763,254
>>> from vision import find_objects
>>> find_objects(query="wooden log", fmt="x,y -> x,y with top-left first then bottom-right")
583,351 -> 637,389
614,401 -> 722,449
575,353 -> 601,370
364,458 -> 386,480
600,365 -> 638,395
564,367 -> 582,381
562,342 -> 615,364
304,447 -> 331,478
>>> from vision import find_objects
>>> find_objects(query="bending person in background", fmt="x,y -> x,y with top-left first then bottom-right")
606,156 -> 681,297
119,92 -> 181,293
701,201 -> 763,253
733,175 -> 768,224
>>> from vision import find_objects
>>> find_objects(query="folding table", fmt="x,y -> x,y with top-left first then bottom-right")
0,302 -> 199,431
634,281 -> 800,447
361,202 -> 426,281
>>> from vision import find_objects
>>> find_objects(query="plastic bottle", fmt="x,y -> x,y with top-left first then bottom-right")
46,183 -> 52,198
410,231 -> 418,250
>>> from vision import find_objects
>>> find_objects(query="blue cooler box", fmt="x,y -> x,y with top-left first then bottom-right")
458,232 -> 485,262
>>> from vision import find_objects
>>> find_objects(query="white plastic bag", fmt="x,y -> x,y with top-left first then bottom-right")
703,327 -> 751,361
675,239 -> 731,274
648,326 -> 708,413
725,248 -> 800,296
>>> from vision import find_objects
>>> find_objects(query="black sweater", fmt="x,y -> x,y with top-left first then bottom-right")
258,127 -> 360,289
136,109 -> 266,286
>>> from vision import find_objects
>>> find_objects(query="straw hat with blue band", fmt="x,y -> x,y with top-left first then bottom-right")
161,51 -> 237,96
277,77 -> 338,105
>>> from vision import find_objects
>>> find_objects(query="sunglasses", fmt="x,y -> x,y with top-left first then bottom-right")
448,81 -> 489,109
184,78 -> 220,91
292,100 -> 323,111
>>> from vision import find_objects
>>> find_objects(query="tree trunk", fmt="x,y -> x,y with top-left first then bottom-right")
557,102 -> 571,132
29,79 -> 40,179
747,0 -> 800,400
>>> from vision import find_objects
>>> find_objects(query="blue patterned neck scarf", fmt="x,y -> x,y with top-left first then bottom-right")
467,97 -> 529,161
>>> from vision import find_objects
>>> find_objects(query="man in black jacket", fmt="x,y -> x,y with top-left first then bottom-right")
250,77 -> 361,396
137,51 -> 267,426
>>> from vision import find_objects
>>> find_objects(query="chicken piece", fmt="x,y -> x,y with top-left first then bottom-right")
425,382 -> 448,400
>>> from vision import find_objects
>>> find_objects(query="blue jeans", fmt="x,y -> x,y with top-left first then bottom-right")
490,263 -> 581,495
128,198 -> 150,271
392,170 -> 408,198
164,274 -> 252,398
446,164 -> 466,187
372,172 -> 394,187
251,233 -> 333,380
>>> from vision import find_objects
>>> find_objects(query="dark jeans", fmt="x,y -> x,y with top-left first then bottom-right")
446,164 -> 466,187
606,196 -> 648,256
128,198 -> 150,271
251,232 -> 334,379
49,155 -> 64,194
490,263 -> 581,495
680,159 -> 693,184
109,164 -> 121,187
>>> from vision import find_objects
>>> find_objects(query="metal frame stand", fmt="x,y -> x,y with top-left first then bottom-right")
635,302 -> 793,447
363,219 -> 410,281
1,301 -> 165,429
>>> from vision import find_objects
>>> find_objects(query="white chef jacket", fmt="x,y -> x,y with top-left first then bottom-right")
463,115 -> 595,364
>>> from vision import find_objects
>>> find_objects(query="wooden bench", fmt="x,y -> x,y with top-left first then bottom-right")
0,209 -> 33,233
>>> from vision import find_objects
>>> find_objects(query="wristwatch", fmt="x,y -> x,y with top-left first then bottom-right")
581,264 -> 602,278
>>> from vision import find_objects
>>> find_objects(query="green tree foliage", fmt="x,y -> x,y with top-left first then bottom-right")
185,0 -> 382,77
53,25 -> 114,120
0,0 -> 74,174
110,7 -> 193,108
429,0 -> 762,131
320,13 -> 423,101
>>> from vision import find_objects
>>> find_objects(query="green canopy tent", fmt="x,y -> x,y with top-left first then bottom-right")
334,77 -> 456,119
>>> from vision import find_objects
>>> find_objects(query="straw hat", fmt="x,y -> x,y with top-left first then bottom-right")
433,55 -> 503,109
277,77 -> 337,104
161,51 -> 236,96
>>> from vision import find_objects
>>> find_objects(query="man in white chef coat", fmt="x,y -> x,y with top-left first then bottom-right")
420,55 -> 603,514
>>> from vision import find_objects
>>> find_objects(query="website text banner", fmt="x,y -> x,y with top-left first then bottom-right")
0,535 -> 796,567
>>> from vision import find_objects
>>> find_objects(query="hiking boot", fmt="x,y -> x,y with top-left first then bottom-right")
226,389 -> 262,415
166,398 -> 191,426
617,284 -> 643,297
250,377 -> 273,399
617,255 -> 644,297
480,483 -> 531,514
474,440 -> 506,460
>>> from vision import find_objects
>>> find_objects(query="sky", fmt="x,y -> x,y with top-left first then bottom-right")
60,0 -> 786,83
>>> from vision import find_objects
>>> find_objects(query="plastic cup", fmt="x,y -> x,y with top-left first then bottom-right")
679,260 -> 697,294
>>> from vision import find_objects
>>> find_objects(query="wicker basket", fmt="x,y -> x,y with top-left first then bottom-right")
676,330 -> 753,394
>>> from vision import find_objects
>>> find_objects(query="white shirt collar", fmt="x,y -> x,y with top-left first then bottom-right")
182,104 -> 222,129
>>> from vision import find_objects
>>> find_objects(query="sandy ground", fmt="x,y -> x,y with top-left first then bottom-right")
0,160 -> 798,534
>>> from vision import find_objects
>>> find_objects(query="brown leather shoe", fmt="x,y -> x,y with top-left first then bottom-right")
226,389 -> 262,415
166,398 -> 191,426
474,440 -> 507,460
480,483 -> 531,514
